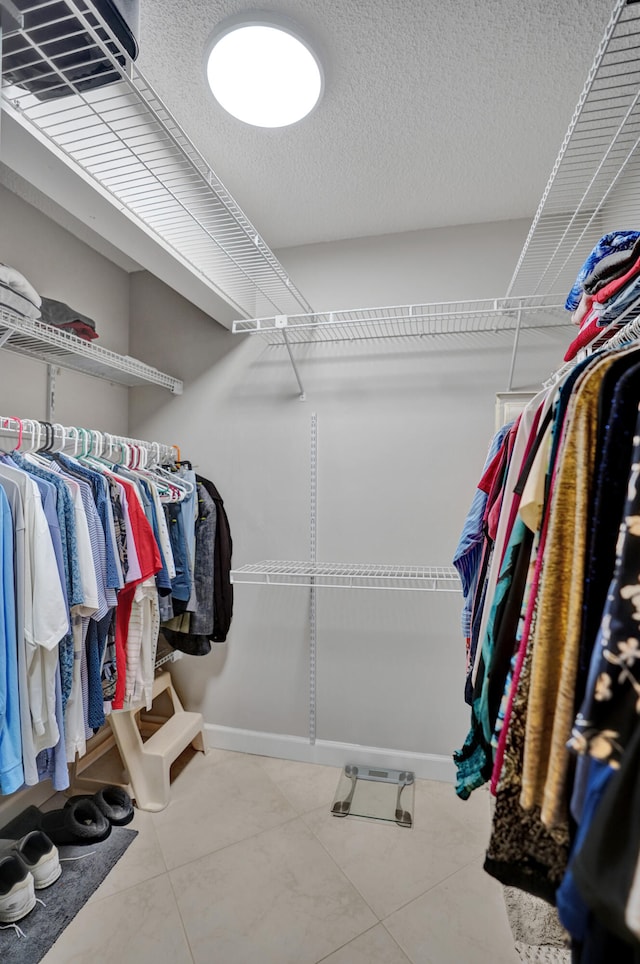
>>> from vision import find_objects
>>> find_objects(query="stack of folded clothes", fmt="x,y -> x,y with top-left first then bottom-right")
0,263 -> 41,320
40,298 -> 98,341
0,267 -> 100,341
564,231 -> 640,361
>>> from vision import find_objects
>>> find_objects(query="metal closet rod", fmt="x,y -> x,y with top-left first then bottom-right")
0,415 -> 177,466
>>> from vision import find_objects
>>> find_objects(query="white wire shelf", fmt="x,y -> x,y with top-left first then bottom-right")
154,640 -> 183,670
231,296 -> 568,345
0,0 -> 312,319
230,561 -> 462,592
0,306 -> 183,391
508,0 -> 640,299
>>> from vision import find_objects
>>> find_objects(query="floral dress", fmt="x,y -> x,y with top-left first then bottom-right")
570,405 -> 640,769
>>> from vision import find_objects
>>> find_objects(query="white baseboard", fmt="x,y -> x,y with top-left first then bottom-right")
204,724 -> 455,783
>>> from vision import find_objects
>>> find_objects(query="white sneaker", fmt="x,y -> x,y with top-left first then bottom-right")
0,831 -> 61,890
0,854 -> 35,923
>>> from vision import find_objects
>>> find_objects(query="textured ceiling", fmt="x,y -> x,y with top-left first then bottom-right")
136,0 -> 616,250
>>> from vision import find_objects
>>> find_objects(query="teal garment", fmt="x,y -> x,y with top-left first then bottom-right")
454,517 -> 529,799
0,485 -> 24,794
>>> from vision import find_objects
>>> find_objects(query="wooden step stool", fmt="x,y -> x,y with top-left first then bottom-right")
70,671 -> 206,812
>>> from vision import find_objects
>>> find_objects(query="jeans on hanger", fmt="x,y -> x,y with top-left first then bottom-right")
166,502 -> 191,604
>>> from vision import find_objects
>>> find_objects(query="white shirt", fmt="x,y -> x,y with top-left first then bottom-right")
0,464 -> 69,753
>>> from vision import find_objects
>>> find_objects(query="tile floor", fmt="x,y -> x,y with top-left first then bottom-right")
37,749 -> 519,964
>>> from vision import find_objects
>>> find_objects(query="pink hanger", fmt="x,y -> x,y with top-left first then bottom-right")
6,416 -> 23,451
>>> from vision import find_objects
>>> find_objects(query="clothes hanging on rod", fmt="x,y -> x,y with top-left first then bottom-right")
0,417 -> 233,801
563,231 -> 640,363
452,235 -> 640,960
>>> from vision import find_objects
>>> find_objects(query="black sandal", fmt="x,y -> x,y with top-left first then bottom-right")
39,798 -> 111,846
64,786 -> 135,827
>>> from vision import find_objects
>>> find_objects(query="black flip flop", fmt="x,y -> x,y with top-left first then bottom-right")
39,798 -> 111,846
64,786 -> 135,827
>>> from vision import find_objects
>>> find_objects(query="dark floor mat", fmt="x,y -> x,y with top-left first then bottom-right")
0,805 -> 137,963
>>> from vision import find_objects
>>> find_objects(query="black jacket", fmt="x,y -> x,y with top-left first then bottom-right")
162,475 -> 234,656
197,475 -> 234,643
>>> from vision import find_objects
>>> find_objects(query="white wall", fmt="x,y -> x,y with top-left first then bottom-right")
0,184 -> 134,818
276,218 -> 533,308
129,218 -> 574,779
0,184 -> 130,431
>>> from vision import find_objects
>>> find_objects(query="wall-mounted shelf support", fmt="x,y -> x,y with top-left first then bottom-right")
507,309 -> 523,391
46,363 -> 57,419
309,414 -> 317,744
279,320 -> 305,400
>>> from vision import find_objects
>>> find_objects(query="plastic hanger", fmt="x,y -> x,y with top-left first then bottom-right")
21,419 -> 55,469
20,419 -> 37,452
153,463 -> 194,500
124,444 -> 173,499
1,416 -> 23,452
51,424 -> 67,453
66,426 -> 80,458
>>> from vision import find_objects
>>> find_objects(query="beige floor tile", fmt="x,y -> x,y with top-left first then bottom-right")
174,745 -> 237,774
318,924 -> 412,963
41,873 -> 193,964
170,818 -> 377,964
302,779 -> 490,918
255,756 -> 342,814
384,857 -> 518,964
169,745 -> 244,784
87,809 -> 167,902
152,751 -> 297,869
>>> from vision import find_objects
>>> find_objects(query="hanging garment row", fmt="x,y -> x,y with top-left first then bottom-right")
0,416 -> 232,802
452,231 -> 640,962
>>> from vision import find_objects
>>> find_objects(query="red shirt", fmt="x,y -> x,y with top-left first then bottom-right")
112,477 -> 162,710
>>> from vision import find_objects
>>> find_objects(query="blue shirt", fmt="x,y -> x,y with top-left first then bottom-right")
139,479 -> 172,595
556,759 -> 613,940
0,485 -> 25,794
453,423 -> 512,637
30,474 -> 71,793
56,455 -> 121,596
36,662 -> 70,792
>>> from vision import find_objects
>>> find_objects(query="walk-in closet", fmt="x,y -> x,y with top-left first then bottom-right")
0,0 -> 637,961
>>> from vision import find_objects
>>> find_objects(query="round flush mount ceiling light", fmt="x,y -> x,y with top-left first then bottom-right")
205,13 -> 323,128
